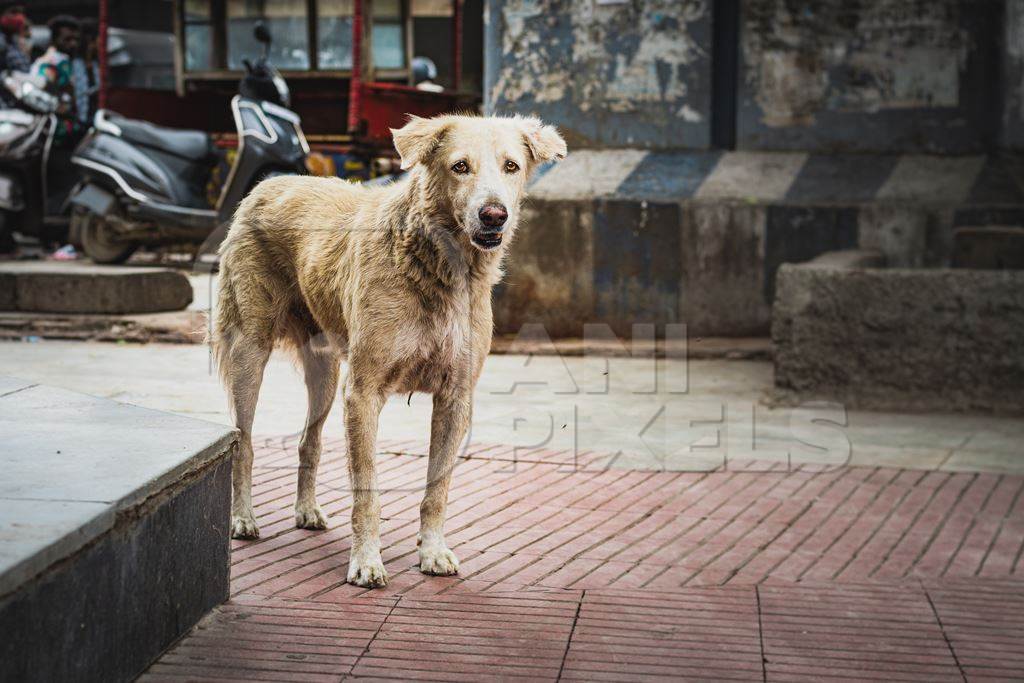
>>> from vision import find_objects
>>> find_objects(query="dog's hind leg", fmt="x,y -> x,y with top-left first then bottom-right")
224,339 -> 271,539
417,386 -> 472,576
295,337 -> 339,530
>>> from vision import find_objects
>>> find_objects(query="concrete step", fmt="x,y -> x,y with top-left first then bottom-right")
772,259 -> 1024,414
496,151 -> 1024,338
0,262 -> 193,314
528,150 -> 1024,207
0,376 -> 236,682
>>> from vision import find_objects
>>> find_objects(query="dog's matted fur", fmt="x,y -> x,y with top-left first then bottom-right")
213,114 -> 566,587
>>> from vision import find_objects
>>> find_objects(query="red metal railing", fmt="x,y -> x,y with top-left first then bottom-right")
98,0 -> 109,109
347,0 -> 364,134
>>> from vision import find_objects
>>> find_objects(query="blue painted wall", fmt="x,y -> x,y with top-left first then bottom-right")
484,0 -> 713,149
485,0 -> 1020,153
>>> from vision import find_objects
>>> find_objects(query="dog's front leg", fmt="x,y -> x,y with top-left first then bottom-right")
418,388 -> 472,576
344,385 -> 388,587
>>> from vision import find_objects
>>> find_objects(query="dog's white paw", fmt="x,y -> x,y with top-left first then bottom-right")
294,503 -> 328,530
347,550 -> 388,588
419,544 -> 459,576
231,514 -> 260,540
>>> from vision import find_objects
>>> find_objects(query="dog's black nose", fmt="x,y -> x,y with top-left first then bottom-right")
479,204 -> 508,229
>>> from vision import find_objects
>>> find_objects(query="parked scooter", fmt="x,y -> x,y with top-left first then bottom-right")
0,71 -> 75,251
69,23 -> 307,263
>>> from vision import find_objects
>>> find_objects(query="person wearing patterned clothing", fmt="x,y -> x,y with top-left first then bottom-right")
31,15 -> 81,144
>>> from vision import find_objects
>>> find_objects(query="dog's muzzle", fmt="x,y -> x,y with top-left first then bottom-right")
472,204 -> 507,250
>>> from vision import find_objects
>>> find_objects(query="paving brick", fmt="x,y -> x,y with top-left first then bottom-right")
760,583 -> 962,682
926,581 -> 1024,681
144,438 -> 1024,680
944,476 -> 1024,578
562,588 -> 762,681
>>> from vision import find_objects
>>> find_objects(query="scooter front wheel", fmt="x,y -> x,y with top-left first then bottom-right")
75,209 -> 137,265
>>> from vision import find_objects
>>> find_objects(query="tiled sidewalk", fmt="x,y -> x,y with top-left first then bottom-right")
143,438 -> 1024,681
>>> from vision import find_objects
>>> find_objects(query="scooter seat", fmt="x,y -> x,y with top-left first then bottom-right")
103,111 -> 214,162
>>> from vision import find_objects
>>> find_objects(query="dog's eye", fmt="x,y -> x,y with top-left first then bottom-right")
451,160 -> 470,174
504,160 -> 520,173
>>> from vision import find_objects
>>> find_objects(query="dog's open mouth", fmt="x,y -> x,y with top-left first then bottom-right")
472,233 -> 503,250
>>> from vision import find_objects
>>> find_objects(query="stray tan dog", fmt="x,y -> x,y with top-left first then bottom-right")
213,114 -> 566,587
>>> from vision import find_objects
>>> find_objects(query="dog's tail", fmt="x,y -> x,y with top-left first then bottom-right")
209,247 -> 236,386
209,217 -> 255,387
209,180 -> 265,380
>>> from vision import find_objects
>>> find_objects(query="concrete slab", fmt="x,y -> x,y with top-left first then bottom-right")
2,340 -> 1023,475
0,383 -> 235,507
773,264 -> 1024,414
0,498 -> 112,597
528,150 -> 647,200
0,380 -> 235,598
695,151 -> 807,201
876,155 -> 987,203
941,449 -> 1024,474
847,445 -> 952,470
0,261 -> 193,314
0,377 -> 236,681
1,459 -> 232,683
0,376 -> 33,396
615,151 -> 722,200
785,153 -> 900,202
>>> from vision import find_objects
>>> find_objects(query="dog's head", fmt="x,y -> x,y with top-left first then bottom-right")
391,114 -> 567,252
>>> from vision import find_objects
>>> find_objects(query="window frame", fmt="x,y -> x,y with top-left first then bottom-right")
174,0 -> 414,82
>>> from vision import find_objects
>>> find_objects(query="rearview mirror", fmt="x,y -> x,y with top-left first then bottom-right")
253,22 -> 271,45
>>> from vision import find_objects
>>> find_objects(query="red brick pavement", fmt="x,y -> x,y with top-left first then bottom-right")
143,437 -> 1024,681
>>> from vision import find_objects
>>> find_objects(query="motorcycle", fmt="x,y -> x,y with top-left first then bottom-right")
69,23 -> 308,263
0,71 -> 74,252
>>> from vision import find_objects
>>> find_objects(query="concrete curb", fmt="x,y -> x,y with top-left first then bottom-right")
0,380 -> 237,681
772,264 -> 1024,414
0,262 -> 193,314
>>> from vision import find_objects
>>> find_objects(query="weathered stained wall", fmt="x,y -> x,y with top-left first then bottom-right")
737,0 -> 1002,153
491,148 -> 1024,337
484,0 -> 713,149
1005,0 -> 1024,150
486,0 -> 1020,152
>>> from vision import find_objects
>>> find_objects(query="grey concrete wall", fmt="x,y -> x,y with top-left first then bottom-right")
738,0 -> 1002,153
493,146 -> 1023,337
773,263 -> 1024,413
494,197 -> 773,337
484,0 -> 713,149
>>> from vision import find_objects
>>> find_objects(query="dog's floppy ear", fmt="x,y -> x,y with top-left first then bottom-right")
390,116 -> 449,170
518,116 -> 567,163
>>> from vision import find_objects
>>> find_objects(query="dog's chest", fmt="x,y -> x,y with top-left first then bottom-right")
388,304 -> 470,393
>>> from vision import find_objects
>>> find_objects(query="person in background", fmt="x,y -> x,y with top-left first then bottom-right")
0,6 -> 31,74
32,14 -> 80,140
412,56 -> 444,93
0,6 -> 30,257
32,15 -> 82,260
71,17 -> 99,129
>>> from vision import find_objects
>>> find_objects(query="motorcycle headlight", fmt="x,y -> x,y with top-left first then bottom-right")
19,82 -> 57,113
